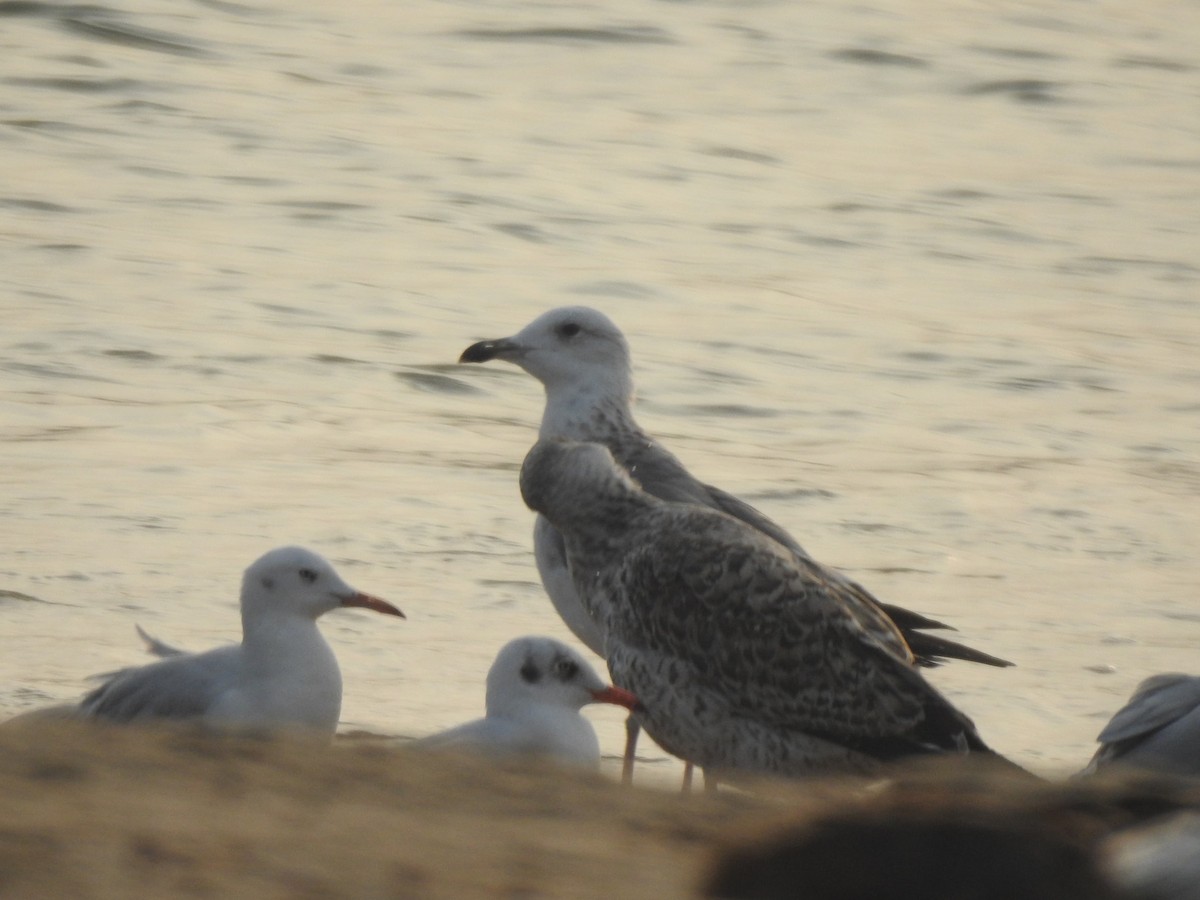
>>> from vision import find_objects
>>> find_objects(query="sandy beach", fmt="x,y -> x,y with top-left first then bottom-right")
0,720 -> 787,899
1,720 -> 1196,899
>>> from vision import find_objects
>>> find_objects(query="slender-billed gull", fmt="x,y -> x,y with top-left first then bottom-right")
416,636 -> 639,768
519,439 -> 1016,780
73,546 -> 403,736
1082,673 -> 1200,778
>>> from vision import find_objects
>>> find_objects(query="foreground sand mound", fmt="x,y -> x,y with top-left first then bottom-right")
1,723 -> 1195,899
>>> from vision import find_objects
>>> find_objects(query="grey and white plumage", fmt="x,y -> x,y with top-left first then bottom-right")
416,636 -> 639,768
74,546 -> 404,736
519,439 -> 1010,779
459,305 -> 1011,671
1083,674 -> 1200,778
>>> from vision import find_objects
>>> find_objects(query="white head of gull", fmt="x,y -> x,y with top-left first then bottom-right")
77,546 -> 403,737
417,635 -> 639,768
460,305 -> 635,443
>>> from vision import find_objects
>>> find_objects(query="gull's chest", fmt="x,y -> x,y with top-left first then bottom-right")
213,630 -> 343,734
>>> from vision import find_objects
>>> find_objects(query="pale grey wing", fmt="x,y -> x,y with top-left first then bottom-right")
135,624 -> 186,659
80,646 -> 239,722
616,512 -> 983,755
1098,674 -> 1200,744
533,515 -> 606,657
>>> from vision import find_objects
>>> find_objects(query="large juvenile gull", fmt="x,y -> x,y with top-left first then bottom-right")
72,546 -> 404,737
519,439 -> 1014,780
461,307 -> 1010,781
416,635 -> 640,768
1081,673 -> 1200,778
459,306 -> 1011,671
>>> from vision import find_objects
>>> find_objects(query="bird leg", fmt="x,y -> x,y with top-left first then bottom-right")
622,714 -> 640,785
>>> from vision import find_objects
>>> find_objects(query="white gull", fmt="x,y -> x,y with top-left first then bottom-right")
1082,673 -> 1200,778
519,439 -> 1017,781
416,635 -> 639,768
74,546 -> 403,737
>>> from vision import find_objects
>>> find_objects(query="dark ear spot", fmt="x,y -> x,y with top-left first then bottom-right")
260,577 -> 275,590
553,655 -> 580,681
519,659 -> 541,684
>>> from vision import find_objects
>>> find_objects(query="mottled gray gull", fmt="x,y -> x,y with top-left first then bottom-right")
73,546 -> 404,736
416,635 -> 640,768
459,306 -> 1010,669
460,306 -> 1011,781
1082,673 -> 1200,778
519,439 -> 1016,780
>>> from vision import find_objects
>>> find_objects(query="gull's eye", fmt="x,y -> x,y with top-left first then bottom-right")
298,568 -> 318,584
553,658 -> 580,681
556,322 -> 582,339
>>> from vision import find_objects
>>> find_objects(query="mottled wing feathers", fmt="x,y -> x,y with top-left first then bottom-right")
611,431 -> 1013,671
614,436 -> 910,663
600,508 -> 976,750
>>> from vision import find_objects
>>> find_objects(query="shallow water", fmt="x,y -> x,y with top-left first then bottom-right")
2,0 -> 1198,781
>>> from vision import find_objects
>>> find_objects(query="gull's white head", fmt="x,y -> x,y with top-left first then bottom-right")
485,636 -> 638,719
240,546 -> 404,622
459,307 -> 634,426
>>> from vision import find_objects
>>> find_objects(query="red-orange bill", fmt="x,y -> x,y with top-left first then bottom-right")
341,592 -> 405,618
591,684 -> 640,711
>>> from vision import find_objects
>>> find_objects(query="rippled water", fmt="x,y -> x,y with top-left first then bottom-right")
2,0 -> 1198,780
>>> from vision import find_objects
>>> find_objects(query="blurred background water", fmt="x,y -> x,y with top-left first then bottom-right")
2,0 -> 1197,781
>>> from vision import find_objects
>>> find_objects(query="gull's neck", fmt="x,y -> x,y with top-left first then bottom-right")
223,605 -> 343,735
537,379 -> 641,442
240,610 -> 331,671
488,693 -> 567,722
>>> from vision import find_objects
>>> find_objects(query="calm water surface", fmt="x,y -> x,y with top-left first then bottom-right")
2,0 -> 1198,781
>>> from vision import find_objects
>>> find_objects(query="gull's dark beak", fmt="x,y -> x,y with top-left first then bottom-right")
459,338 -> 520,364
